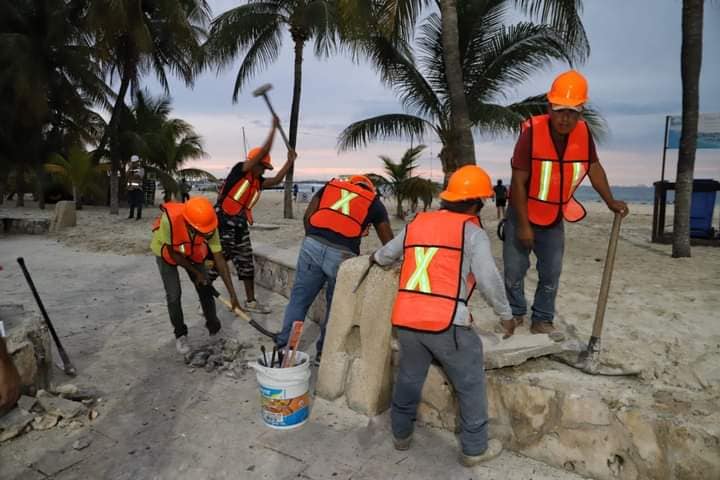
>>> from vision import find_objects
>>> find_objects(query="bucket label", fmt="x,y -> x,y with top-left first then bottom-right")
260,387 -> 310,428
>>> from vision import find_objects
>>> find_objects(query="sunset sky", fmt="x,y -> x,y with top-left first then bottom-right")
148,0 -> 720,186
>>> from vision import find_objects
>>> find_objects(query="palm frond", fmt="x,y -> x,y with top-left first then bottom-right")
338,114 -> 433,151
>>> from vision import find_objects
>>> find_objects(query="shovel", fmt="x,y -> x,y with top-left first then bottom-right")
553,213 -> 639,376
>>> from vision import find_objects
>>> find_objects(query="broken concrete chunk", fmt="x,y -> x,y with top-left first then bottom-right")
33,414 -> 60,431
72,436 -> 91,450
0,408 -> 34,442
37,391 -> 86,418
53,383 -> 79,396
17,395 -> 38,413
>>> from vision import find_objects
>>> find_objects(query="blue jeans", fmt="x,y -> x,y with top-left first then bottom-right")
392,327 -> 489,456
275,237 -> 354,353
502,207 -> 564,324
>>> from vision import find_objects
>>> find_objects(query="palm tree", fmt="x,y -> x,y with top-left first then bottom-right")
0,0 -> 109,207
45,147 -> 108,209
339,2 -> 606,178
672,0 -> 705,258
380,145 -> 426,218
87,0 -> 210,214
204,0 -> 338,219
404,176 -> 441,212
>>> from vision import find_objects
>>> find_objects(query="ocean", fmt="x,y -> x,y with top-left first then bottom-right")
574,185 -> 720,205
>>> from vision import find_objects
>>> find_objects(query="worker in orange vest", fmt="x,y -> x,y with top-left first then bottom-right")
501,71 -> 629,340
370,165 -> 512,466
151,196 -> 241,354
274,175 -> 394,365
213,116 -> 297,314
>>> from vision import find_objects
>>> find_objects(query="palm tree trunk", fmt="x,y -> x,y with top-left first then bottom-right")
15,162 -> 25,207
672,0 -> 704,258
439,0 -> 476,170
284,35 -> 306,220
37,167 -> 46,210
395,193 -> 403,219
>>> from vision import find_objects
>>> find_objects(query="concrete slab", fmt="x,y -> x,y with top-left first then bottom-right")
482,332 -> 563,369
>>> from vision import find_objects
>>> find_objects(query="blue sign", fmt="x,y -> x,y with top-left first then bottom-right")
666,113 -> 720,149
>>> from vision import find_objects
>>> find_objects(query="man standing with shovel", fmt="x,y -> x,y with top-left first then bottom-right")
502,70 -> 629,340
213,116 -> 297,313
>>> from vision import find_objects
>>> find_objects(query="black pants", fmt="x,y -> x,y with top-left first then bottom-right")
156,257 -> 221,338
128,189 -> 144,219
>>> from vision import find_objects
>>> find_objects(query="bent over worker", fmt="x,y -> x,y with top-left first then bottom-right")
502,70 -> 629,340
151,196 -> 240,354
213,117 -> 297,314
370,166 -> 512,466
275,175 -> 393,364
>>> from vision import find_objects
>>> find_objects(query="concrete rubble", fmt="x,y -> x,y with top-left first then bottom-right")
0,303 -> 52,393
183,338 -> 254,375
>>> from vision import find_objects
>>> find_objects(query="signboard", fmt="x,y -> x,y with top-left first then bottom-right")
666,113 -> 720,149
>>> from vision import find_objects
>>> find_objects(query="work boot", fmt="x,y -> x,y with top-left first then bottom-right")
499,316 -> 524,339
530,322 -> 565,342
175,335 -> 190,355
243,299 -> 271,314
393,434 -> 413,451
460,439 -> 503,467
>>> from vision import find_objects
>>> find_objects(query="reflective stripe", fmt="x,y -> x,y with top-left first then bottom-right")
232,180 -> 250,202
329,190 -> 358,215
179,244 -> 186,255
248,191 -> 260,208
538,161 -> 553,201
571,162 -> 583,189
405,247 -> 438,293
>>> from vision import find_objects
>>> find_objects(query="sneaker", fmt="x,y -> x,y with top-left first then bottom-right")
175,335 -> 190,355
530,322 -> 565,342
460,439 -> 503,467
313,352 -> 322,367
243,299 -> 271,314
393,434 -> 413,451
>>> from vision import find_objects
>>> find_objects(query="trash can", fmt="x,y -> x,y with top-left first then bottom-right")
690,179 -> 719,238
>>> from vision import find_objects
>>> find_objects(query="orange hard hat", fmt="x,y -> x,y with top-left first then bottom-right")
547,70 -> 588,107
183,196 -> 218,234
440,165 -> 493,202
350,175 -> 376,194
248,147 -> 273,170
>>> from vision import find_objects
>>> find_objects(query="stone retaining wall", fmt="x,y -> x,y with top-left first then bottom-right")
1,218 -> 50,235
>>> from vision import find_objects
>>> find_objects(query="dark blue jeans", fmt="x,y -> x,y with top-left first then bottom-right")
502,207 -> 564,324
392,327 -> 489,456
275,237 -> 354,353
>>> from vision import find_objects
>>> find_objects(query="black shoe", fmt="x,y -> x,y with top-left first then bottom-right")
313,352 -> 322,367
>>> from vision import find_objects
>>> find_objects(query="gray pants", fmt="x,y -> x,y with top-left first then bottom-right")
156,257 -> 220,338
392,326 -> 489,456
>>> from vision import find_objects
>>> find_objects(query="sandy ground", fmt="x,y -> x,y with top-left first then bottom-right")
0,236 -> 590,480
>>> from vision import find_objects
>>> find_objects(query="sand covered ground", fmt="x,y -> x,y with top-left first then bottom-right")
2,190 -> 720,413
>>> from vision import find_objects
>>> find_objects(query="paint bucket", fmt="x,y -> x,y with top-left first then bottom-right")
250,351 -> 311,430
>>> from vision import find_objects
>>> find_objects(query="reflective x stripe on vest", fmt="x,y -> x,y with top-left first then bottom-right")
330,190 -> 359,215
404,247 -> 438,293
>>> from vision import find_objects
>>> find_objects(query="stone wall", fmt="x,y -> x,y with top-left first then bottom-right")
1,304 -> 52,393
1,218 -> 50,235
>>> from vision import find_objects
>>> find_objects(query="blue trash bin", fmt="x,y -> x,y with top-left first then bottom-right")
690,179 -> 719,238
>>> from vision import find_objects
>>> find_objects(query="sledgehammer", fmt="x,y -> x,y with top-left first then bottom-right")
252,83 -> 291,151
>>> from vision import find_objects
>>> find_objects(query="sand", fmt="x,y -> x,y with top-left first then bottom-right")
2,190 -> 719,405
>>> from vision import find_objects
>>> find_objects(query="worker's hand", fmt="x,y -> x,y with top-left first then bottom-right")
287,149 -> 297,163
368,253 -> 377,266
272,115 -> 280,130
229,294 -> 241,313
0,360 -> 21,414
607,200 -> 629,218
517,223 -> 534,250
193,270 -> 209,286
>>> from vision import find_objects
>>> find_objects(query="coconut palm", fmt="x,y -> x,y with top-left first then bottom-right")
45,147 -> 108,209
204,0 -> 338,219
380,145 -> 426,218
339,1 -> 605,178
87,0 -> 211,214
405,176 -> 441,212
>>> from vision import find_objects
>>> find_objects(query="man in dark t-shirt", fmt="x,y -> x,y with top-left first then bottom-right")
274,175 -> 394,364
493,179 -> 508,219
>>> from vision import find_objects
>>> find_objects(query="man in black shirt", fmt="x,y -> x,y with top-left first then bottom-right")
213,118 -> 297,313
274,175 -> 393,364
493,179 -> 507,220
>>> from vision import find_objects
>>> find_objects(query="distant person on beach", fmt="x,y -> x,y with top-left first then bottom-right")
0,336 -> 21,415
501,70 -> 629,340
212,117 -> 297,314
127,155 -> 145,220
274,175 -> 393,365
293,183 -> 298,201
493,179 -> 507,219
180,178 -> 191,202
150,196 -> 240,354
370,166 -> 510,466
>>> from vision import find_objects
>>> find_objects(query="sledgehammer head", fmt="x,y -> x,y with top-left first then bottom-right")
252,83 -> 273,97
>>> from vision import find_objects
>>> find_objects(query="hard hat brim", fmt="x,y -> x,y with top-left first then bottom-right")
547,94 -> 587,108
183,214 -> 218,234
439,191 -> 490,202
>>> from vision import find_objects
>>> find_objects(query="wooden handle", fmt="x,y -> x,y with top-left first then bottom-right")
217,295 -> 252,322
591,213 -> 623,338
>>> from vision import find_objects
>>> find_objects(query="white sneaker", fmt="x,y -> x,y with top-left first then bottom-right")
243,300 -> 271,314
175,335 -> 190,354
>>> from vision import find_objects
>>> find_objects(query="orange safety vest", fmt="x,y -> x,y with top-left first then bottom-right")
308,179 -> 376,238
391,211 -> 478,332
152,203 -> 209,265
526,114 -> 590,226
220,171 -> 262,224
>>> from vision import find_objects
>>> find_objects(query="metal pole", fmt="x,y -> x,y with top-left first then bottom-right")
660,115 -> 670,182
242,127 -> 248,159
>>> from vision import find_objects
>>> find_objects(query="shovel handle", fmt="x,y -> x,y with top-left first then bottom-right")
592,213 -> 623,338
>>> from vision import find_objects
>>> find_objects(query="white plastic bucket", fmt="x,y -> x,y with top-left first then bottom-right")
249,351 -> 311,430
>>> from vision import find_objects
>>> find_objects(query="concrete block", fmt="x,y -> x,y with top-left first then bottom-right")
49,200 -> 76,232
36,391 -> 86,419
484,333 -> 563,370
1,304 -> 51,392
0,408 -> 34,442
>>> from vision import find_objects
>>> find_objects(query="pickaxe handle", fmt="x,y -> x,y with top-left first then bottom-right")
210,287 -> 277,338
259,95 -> 291,151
